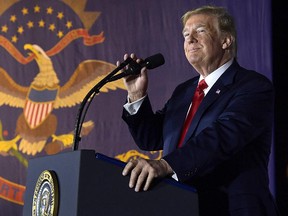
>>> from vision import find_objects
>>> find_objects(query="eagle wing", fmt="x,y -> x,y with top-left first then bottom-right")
54,60 -> 126,108
0,67 -> 29,108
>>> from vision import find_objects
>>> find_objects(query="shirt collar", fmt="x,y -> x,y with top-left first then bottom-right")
199,59 -> 233,94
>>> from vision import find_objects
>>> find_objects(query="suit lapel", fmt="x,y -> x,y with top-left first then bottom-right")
182,61 -> 240,146
163,79 -> 198,155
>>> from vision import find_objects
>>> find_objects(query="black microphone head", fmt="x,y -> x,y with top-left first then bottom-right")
145,53 -> 165,69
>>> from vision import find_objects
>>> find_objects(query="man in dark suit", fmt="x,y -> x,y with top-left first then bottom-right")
120,5 -> 279,216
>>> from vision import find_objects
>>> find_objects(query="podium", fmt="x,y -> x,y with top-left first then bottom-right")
23,150 -> 199,216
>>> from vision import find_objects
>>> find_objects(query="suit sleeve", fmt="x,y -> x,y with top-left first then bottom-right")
122,96 -> 166,151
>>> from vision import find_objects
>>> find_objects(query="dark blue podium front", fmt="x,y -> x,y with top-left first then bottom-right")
23,150 -> 199,216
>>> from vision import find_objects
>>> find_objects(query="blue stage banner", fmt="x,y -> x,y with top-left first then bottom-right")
0,0 -> 272,215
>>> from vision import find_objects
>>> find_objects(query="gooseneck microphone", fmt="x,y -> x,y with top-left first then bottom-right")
108,53 -> 165,82
72,53 -> 165,151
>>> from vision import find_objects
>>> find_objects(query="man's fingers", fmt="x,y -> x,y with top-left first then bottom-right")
129,164 -> 142,189
124,53 -> 129,60
122,159 -> 136,176
143,172 -> 154,191
122,158 -> 169,192
134,169 -> 149,192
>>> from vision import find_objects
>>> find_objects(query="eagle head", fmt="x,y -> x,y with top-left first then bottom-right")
24,44 -> 59,88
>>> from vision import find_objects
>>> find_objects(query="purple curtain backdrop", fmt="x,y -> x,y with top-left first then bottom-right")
0,0 -> 274,215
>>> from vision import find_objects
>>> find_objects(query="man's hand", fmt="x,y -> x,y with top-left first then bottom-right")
116,53 -> 148,102
122,158 -> 173,192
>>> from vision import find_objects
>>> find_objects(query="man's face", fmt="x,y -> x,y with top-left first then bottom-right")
183,14 -> 225,69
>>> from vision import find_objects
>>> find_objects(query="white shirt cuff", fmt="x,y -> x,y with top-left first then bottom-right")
123,95 -> 146,115
171,173 -> 179,181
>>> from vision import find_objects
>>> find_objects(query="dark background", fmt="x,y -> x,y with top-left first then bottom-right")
272,1 -> 288,215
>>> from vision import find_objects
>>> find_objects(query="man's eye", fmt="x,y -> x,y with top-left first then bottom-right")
197,28 -> 205,33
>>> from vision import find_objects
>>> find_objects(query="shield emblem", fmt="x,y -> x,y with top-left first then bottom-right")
24,87 -> 58,129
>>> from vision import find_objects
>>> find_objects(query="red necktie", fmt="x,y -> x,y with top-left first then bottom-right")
177,79 -> 208,148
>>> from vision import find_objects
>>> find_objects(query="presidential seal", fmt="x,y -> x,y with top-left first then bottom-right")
32,170 -> 59,216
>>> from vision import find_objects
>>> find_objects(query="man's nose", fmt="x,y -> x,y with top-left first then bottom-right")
187,33 -> 198,43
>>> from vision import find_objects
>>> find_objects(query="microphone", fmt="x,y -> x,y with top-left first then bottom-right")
109,53 -> 165,82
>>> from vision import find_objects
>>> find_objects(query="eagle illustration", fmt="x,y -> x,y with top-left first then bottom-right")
0,44 -> 125,156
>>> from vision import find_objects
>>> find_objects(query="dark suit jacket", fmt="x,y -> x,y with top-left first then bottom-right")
122,60 -> 279,216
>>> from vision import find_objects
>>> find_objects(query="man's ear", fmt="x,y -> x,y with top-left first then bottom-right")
222,34 -> 233,49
